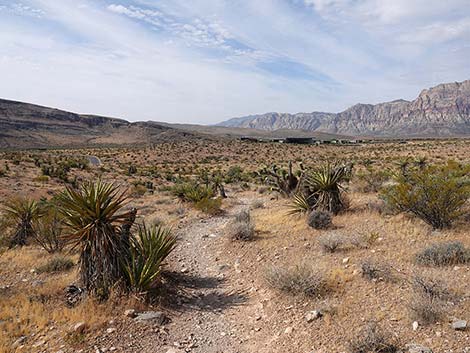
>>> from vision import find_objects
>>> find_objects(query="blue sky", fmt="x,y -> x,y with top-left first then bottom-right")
0,0 -> 469,124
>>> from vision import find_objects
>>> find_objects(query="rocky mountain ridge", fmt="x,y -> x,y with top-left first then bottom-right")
218,80 -> 470,137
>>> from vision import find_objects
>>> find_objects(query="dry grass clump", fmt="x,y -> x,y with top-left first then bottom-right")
264,263 -> 329,298
227,209 -> 255,241
317,233 -> 347,253
307,210 -> 332,229
348,322 -> 400,353
415,241 -> 470,266
360,260 -> 394,282
37,256 -> 74,274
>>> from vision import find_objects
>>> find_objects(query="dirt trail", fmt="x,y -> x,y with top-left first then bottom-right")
144,196 -> 255,353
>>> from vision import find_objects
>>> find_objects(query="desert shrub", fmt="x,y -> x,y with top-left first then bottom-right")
411,276 -> 450,301
224,165 -> 246,183
307,210 -> 332,229
409,295 -> 444,325
348,322 -> 400,353
130,184 -> 147,198
33,203 -> 65,253
355,168 -> 389,193
265,264 -> 329,298
171,182 -> 214,203
57,180 -> 136,297
318,233 -> 346,253
381,165 -> 470,229
194,197 -> 222,215
227,209 -> 255,241
122,224 -> 176,293
33,175 -> 50,183
408,275 -> 449,325
250,200 -> 264,209
1,197 -> 42,247
415,241 -> 470,266
37,256 -> 74,273
361,260 -> 393,281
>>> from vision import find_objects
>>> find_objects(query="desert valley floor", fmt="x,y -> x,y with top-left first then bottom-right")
0,139 -> 469,353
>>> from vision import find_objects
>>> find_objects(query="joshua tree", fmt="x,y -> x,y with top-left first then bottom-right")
57,180 -> 134,296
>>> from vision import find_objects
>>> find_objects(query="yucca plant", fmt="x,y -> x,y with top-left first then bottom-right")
33,200 -> 65,253
122,223 -> 176,293
2,197 -> 43,247
287,193 -> 312,216
57,180 -> 134,296
306,163 -> 351,214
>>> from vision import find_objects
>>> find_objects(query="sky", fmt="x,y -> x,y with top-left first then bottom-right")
0,1 -> 469,124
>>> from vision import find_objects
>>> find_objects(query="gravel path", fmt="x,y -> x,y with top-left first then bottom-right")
143,197 -> 253,353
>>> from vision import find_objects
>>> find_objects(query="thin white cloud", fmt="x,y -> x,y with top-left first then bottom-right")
0,0 -> 469,124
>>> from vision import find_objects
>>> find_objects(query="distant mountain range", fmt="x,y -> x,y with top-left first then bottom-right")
218,79 -> 470,137
0,99 -> 347,149
1,79 -> 470,149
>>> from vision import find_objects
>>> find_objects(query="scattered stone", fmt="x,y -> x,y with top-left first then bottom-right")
73,322 -> 87,334
33,340 -> 46,347
342,257 -> 349,264
106,327 -> 116,334
412,321 -> 419,331
181,267 -> 188,273
451,319 -> 467,331
134,311 -> 168,325
284,327 -> 293,334
305,310 -> 322,322
124,309 -> 136,318
12,336 -> 26,348
406,343 -> 433,353
165,348 -> 183,353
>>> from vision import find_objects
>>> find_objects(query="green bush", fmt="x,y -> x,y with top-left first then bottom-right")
381,165 -> 470,229
171,182 -> 215,203
194,197 -> 222,215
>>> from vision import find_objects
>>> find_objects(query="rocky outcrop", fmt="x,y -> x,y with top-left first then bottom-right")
218,79 -> 470,137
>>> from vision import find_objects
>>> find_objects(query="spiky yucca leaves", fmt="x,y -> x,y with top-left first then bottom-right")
122,223 -> 176,293
287,193 -> 312,216
57,180 -> 133,296
306,164 -> 351,214
33,201 -> 65,253
2,197 -> 42,247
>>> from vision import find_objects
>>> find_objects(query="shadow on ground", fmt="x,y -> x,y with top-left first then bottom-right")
159,271 -> 248,312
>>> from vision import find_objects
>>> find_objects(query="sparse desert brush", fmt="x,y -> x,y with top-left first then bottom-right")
171,181 -> 214,203
227,209 -> 255,241
415,241 -> 470,266
265,263 -> 329,298
37,256 -> 74,273
307,210 -> 332,229
194,197 -> 222,215
348,322 -> 400,353
317,233 -> 346,253
130,184 -> 147,198
360,260 -> 394,282
408,275 -> 450,325
381,164 -> 470,229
